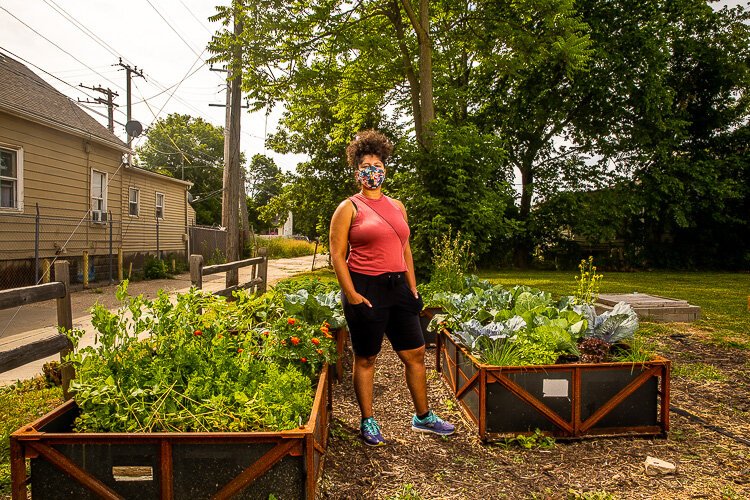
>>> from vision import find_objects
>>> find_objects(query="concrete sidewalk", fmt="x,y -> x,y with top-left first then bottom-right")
0,253 -> 330,385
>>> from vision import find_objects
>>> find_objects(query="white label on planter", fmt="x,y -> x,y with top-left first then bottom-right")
542,379 -> 569,398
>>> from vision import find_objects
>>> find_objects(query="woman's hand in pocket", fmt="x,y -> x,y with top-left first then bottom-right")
347,292 -> 372,308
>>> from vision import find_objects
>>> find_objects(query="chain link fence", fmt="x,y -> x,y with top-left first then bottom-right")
0,205 -> 182,290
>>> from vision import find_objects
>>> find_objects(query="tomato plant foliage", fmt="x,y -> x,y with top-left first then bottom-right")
65,282 -> 340,433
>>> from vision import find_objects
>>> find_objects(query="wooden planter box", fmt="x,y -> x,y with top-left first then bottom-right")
436,330 -> 670,441
333,327 -> 347,382
10,366 -> 332,500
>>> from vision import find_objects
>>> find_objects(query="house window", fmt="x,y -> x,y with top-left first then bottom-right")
128,187 -> 139,216
155,192 -> 164,219
91,170 -> 107,222
0,146 -> 23,210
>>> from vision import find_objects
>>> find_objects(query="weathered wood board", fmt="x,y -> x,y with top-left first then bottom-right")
595,293 -> 700,322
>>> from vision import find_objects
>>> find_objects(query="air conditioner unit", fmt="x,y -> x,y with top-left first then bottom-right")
92,210 -> 108,223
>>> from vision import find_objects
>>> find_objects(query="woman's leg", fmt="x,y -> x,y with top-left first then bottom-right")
395,346 -> 429,416
353,353 -> 379,418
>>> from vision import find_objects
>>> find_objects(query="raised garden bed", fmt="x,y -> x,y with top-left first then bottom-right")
436,329 -> 670,441
10,365 -> 332,500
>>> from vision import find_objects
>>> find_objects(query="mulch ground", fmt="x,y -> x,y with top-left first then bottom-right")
317,328 -> 750,499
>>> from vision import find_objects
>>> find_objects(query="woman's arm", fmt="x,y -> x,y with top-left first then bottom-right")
329,199 -> 371,306
393,199 -> 419,298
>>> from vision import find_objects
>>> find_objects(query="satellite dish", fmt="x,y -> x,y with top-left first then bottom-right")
125,120 -> 143,138
187,192 -> 195,203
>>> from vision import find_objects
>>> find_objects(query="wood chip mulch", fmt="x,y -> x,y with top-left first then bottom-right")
317,329 -> 750,499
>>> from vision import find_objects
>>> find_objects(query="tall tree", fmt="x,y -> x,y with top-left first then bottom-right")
136,114 -> 225,225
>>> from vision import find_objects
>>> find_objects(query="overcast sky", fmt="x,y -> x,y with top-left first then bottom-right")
0,0 -> 306,173
1,0 -> 747,178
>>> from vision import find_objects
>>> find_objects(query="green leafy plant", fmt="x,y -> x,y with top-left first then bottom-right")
501,429 -> 555,449
64,282 -> 337,433
144,255 -> 170,279
425,229 -> 474,296
573,256 -> 603,305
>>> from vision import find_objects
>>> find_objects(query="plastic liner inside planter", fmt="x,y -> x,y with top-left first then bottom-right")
436,330 -> 670,440
10,366 -> 332,500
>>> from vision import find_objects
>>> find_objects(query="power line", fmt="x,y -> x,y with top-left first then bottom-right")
177,0 -> 216,36
144,0 -> 204,60
41,0 -> 129,64
0,6 -> 126,94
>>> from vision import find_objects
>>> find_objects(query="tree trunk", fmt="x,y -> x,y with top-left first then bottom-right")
400,0 -> 434,151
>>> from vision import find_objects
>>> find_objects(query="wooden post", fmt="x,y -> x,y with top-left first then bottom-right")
42,259 -> 51,284
172,259 -> 176,273
189,254 -> 204,289
82,251 -> 89,288
128,262 -> 133,280
117,248 -> 123,282
10,437 -> 27,500
54,261 -> 74,400
257,247 -> 268,294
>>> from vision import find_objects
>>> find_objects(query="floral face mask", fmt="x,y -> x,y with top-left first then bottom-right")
357,164 -> 386,190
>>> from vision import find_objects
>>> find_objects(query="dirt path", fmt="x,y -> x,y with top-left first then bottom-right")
319,333 -> 750,499
0,254 -> 328,384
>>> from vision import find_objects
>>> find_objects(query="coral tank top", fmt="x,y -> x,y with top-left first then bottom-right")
347,193 -> 409,275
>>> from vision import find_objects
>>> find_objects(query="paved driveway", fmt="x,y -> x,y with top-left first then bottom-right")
0,254 -> 331,384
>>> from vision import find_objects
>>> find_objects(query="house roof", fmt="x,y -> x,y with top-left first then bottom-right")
0,53 -> 129,153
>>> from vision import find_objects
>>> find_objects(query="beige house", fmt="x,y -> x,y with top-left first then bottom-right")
0,53 -> 195,288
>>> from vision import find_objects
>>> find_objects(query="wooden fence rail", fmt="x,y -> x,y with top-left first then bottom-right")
189,248 -> 268,298
0,260 -> 74,395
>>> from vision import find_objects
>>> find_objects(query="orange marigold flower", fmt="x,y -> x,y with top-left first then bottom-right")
237,348 -> 244,353
316,349 -> 323,355
193,330 -> 203,336
311,338 -> 320,346
324,332 -> 334,339
262,330 -> 270,336
320,326 -> 329,334
300,357 -> 307,363
290,336 -> 300,346
287,318 -> 296,325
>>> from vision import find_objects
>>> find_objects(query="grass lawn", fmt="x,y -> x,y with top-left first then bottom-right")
0,379 -> 63,497
479,269 -> 750,349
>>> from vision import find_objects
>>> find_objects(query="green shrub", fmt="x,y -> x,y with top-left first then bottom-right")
143,255 -> 170,279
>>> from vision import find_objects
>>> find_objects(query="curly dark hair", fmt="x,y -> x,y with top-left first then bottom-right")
345,129 -> 393,167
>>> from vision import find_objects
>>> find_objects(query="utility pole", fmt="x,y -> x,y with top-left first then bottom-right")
78,84 -> 118,132
116,59 -> 145,151
210,66 -> 251,259
222,4 -> 244,287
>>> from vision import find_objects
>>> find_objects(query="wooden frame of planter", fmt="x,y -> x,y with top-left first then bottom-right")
10,365 -> 332,500
436,330 -> 670,441
332,326 -> 347,382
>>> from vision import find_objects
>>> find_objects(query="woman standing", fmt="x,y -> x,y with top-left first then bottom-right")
329,130 -> 455,446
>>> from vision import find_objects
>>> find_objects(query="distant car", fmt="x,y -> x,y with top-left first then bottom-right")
290,234 -> 310,242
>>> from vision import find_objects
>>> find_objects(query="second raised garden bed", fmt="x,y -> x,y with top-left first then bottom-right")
10,364 -> 332,500
437,329 -> 670,441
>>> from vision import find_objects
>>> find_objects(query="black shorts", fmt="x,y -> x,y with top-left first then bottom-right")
342,271 -> 425,358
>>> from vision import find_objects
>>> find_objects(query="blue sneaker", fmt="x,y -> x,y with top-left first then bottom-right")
411,411 -> 455,436
360,417 -> 386,446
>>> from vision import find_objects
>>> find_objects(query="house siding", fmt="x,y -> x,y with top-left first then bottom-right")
0,111 -> 191,288
120,167 -> 189,255
0,111 -> 123,260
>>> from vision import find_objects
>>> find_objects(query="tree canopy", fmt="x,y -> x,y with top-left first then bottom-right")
135,113 -> 226,225
209,0 -> 750,271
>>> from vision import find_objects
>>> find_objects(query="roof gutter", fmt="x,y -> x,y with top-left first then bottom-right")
124,164 -> 194,187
